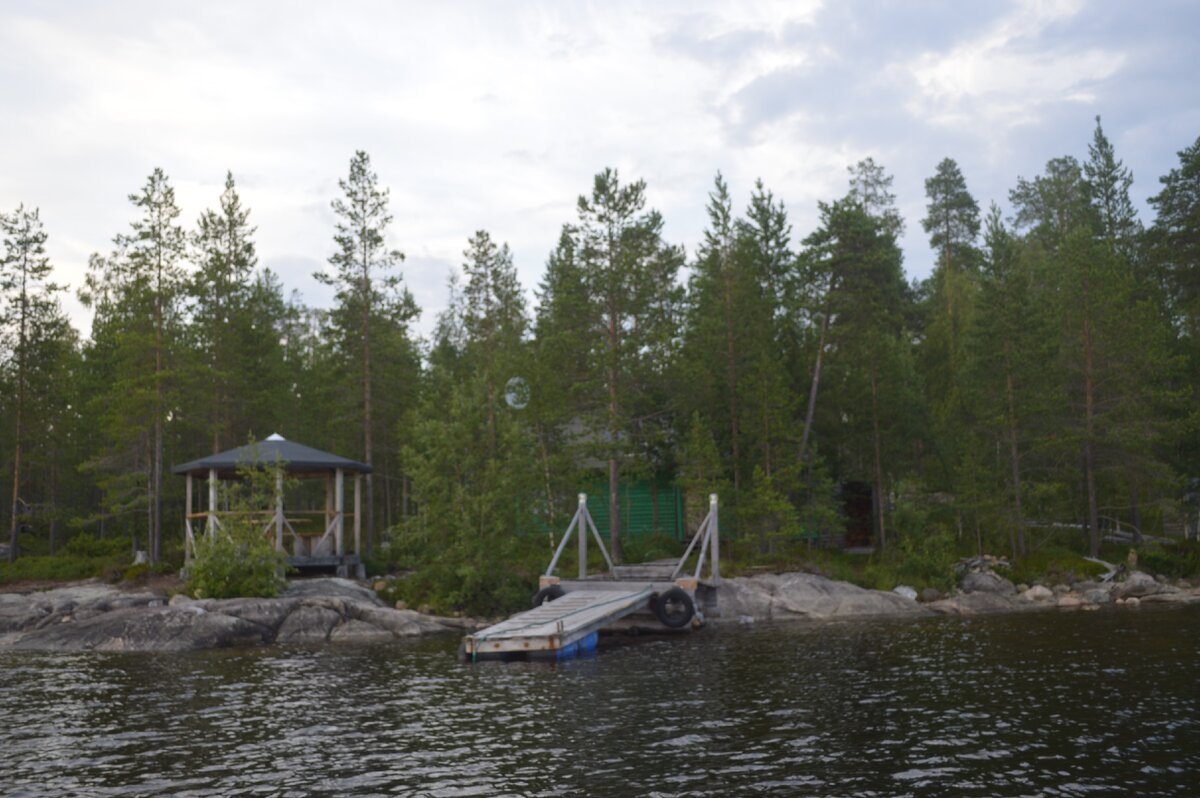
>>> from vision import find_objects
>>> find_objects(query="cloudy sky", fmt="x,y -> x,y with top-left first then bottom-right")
1,0 -> 1196,337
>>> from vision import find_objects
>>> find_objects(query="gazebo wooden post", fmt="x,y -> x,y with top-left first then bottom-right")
324,473 -> 333,553
335,468 -> 345,556
184,473 -> 193,560
274,468 -> 284,552
207,468 -> 218,538
354,474 -> 362,555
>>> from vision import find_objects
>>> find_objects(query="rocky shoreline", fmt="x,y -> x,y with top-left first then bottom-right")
3,567 -> 1198,653
716,566 -> 1200,623
0,578 -> 467,652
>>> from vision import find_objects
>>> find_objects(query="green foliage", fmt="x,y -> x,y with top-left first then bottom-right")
383,529 -> 550,617
186,459 -> 290,599
188,530 -> 288,599
1137,541 -> 1200,580
0,534 -> 133,583
1006,546 -> 1108,587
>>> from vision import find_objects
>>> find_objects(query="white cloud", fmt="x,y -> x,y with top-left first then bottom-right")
0,0 -> 1190,335
903,0 -> 1124,132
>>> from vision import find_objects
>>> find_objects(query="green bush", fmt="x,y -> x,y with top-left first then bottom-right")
1138,541 -> 1200,579
186,457 -> 292,599
1007,546 -> 1107,586
0,534 -> 137,584
188,527 -> 289,599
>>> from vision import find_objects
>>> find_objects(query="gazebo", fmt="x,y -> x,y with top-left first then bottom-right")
172,434 -> 372,577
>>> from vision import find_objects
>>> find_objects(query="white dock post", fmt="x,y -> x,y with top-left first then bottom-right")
710,493 -> 720,583
578,493 -> 588,579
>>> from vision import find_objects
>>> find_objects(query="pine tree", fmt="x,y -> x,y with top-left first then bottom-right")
803,199 -> 915,548
79,170 -> 186,563
964,205 -> 1055,557
1084,116 -> 1142,261
551,168 -> 684,561
1147,135 -> 1200,337
848,157 -> 905,240
188,171 -> 260,452
919,158 -> 982,509
1,205 -> 64,560
316,151 -> 419,554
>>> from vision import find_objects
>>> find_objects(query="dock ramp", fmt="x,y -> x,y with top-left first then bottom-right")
461,493 -> 721,661
462,585 -> 653,661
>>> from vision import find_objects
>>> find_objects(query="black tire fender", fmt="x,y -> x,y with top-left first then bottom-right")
532,584 -> 566,607
652,587 -> 695,629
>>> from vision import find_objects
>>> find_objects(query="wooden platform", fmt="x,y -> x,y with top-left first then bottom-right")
462,585 -> 655,660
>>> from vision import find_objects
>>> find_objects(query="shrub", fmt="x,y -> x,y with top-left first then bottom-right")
1138,541 -> 1200,580
188,525 -> 288,599
186,457 -> 292,599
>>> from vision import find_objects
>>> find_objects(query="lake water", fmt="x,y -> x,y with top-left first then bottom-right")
2,605 -> 1197,797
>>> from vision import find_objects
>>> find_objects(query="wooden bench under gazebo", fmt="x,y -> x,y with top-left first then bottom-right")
172,434 -> 371,577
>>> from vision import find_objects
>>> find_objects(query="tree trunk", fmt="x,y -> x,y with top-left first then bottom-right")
363,261 -> 375,558
1003,342 -> 1026,557
153,289 -> 164,565
1082,285 -> 1101,558
7,430 -> 20,564
798,311 -> 830,466
606,290 -> 623,563
723,266 -> 741,492
1131,482 -> 1143,544
869,360 -> 887,550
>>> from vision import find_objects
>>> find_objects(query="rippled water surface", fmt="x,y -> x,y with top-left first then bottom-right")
2,605 -> 1198,796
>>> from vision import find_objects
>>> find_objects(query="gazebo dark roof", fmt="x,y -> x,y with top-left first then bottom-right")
171,434 -> 372,477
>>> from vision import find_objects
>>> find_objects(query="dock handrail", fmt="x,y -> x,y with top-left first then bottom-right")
545,494 -> 617,578
544,492 -> 720,584
671,494 -> 720,584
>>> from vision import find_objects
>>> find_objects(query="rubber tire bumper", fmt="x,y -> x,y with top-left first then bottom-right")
532,584 -> 566,607
652,587 -> 695,629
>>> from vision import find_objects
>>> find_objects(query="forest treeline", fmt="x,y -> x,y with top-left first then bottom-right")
2,118 -> 1198,571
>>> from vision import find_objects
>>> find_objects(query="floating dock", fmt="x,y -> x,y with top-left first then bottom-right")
462,585 -> 653,660
462,494 -> 721,661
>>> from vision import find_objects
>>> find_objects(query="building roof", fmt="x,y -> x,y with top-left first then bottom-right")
171,434 -> 372,477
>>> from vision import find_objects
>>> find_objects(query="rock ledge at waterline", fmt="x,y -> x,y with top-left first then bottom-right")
0,578 -> 462,652
714,570 -> 1200,623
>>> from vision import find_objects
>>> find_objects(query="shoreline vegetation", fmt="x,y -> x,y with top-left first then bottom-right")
3,128 -> 1200,630
1,567 -> 1197,654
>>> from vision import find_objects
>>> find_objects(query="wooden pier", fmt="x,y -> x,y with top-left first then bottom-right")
462,494 -> 721,661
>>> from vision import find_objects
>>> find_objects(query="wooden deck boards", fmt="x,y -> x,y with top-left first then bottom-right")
463,585 -> 654,658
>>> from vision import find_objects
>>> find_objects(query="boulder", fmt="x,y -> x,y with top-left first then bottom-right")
960,571 -> 1017,596
275,605 -> 342,643
718,573 -> 930,621
926,591 -> 1023,616
918,587 -> 943,603
0,578 -> 456,652
893,585 -> 918,601
1057,595 -> 1083,609
1021,585 -> 1055,602
350,605 -> 447,637
1082,588 -> 1113,605
1114,571 -> 1171,599
282,577 -> 383,606
329,619 -> 395,643
10,606 -> 266,652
